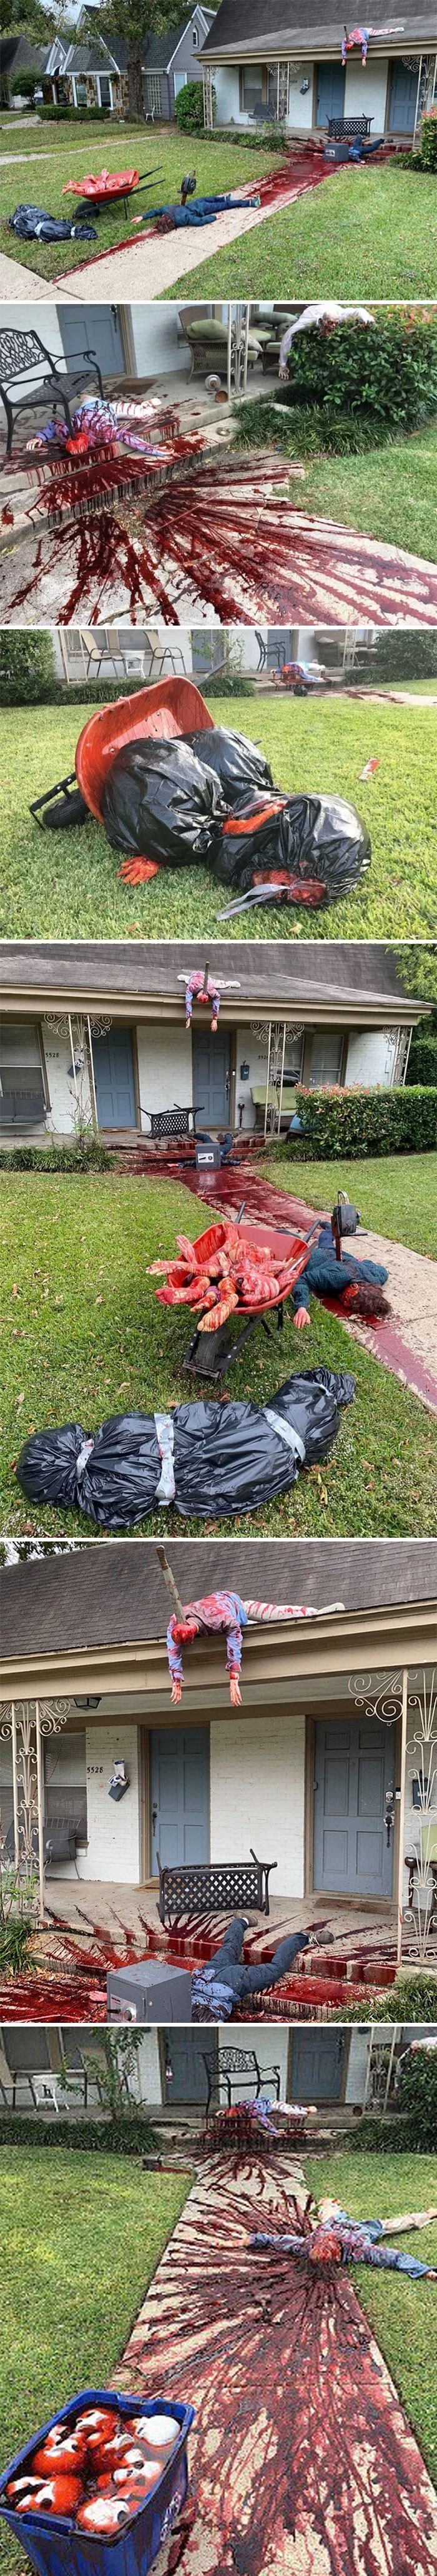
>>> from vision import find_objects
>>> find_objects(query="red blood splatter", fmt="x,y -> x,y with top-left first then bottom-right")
1,504 -> 14,524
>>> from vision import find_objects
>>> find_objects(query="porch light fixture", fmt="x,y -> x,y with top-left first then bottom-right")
74,1696 -> 101,1709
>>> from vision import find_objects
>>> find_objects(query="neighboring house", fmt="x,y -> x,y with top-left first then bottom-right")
0,2018 -> 433,2111
1,8 -> 215,117
199,0 -> 437,145
0,943 -> 425,1145
0,1538 -> 435,1930
141,9 -> 216,122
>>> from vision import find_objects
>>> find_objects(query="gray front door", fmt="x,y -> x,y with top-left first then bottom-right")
150,1726 -> 210,1871
92,1027 -> 136,1128
59,304 -> 125,377
290,2030 -> 345,2103
313,1719 -> 396,1897
388,59 -> 418,131
162,2032 -> 217,2105
316,61 -> 345,124
192,1027 -> 231,1127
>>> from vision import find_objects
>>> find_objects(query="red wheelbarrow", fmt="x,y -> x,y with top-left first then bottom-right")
154,1209 -> 315,1379
62,164 -> 164,220
29,676 -> 215,846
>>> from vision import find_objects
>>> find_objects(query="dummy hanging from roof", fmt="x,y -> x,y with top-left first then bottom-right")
177,965 -> 240,1033
165,1593 -> 345,1706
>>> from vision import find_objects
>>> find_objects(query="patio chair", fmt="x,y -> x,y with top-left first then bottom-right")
179,309 -> 263,381
0,327 -> 106,463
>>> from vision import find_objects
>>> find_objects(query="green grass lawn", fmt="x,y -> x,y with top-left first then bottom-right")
0,2145 -> 191,2576
263,1153 -> 437,1259
1,692 -> 436,943
300,418 -> 437,570
1,1170 -> 436,1538
167,164 -> 437,302
304,2152 -> 437,2487
0,120 -> 283,278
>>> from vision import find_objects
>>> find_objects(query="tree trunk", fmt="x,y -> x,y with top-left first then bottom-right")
127,44 -> 145,121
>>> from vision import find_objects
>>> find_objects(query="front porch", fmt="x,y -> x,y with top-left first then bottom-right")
1,1566 -> 436,2013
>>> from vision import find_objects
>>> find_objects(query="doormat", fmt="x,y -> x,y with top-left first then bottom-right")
114,2152 -> 437,2576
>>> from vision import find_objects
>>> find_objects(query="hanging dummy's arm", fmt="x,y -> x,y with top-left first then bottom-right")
167,1613 -> 199,1704
227,1624 -> 243,1706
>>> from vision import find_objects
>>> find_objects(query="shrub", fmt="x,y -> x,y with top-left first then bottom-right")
0,632 -> 56,705
0,2114 -> 162,2156
204,671 -> 255,696
407,1035 -> 437,1084
39,103 -> 114,122
278,312 -> 437,438
10,71 -> 37,100
333,1972 -> 437,2023
420,108 -> 437,170
348,2115 -> 417,2150
175,78 -> 208,132
285,1084 -> 437,1161
398,2046 -> 437,2146
0,1138 -> 110,1172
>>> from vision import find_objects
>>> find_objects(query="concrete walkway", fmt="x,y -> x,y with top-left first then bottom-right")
113,2151 -> 437,2576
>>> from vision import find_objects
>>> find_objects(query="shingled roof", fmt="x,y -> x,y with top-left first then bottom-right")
200,0 -> 435,49
1,1540 -> 435,1664
0,943 -> 426,1020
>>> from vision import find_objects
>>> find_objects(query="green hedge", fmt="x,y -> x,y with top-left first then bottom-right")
0,2115 -> 160,2156
407,1035 -> 437,1084
0,631 -> 56,705
398,2047 -> 437,2146
333,1971 -> 437,2023
0,1139 -> 110,1172
285,1084 -> 437,1160
420,108 -> 437,170
175,77 -> 210,132
278,312 -> 437,436
348,2115 -> 420,2151
39,104 -> 114,122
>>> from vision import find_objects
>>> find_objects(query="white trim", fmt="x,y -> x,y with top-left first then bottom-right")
96,69 -> 114,107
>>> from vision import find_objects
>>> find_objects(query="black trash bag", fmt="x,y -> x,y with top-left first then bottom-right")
215,792 -> 371,908
212,789 -> 289,887
17,1415 -> 162,1529
101,736 -> 227,870
17,1371 -> 355,1528
9,205 -> 97,242
184,725 -> 274,811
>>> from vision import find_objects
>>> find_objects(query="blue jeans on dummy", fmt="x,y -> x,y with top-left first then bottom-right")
210,1916 -> 310,2000
142,195 -> 254,227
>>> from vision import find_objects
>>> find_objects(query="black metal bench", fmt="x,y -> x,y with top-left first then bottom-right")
202,2045 -> 281,2121
327,114 -> 373,137
142,1104 -> 204,1141
157,1850 -> 277,1927
0,327 -> 105,464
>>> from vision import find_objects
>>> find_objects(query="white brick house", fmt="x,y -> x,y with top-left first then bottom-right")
0,1539 -> 435,1944
0,943 -> 422,1148
200,0 -> 437,144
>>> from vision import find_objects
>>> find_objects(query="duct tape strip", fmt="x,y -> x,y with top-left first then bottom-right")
155,1412 -> 175,1503
76,1437 -> 94,1480
263,1408 -> 306,1463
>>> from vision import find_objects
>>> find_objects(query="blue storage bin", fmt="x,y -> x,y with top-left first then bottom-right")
0,2387 -> 194,2576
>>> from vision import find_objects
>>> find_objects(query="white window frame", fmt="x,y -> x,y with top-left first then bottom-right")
146,71 -> 162,113
96,69 -> 113,108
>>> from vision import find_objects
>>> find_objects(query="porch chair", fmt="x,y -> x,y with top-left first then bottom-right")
0,327 -> 106,464
178,308 -> 263,381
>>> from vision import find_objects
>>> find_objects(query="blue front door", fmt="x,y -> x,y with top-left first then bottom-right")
388,59 -> 418,132
316,62 -> 345,125
92,1026 -> 136,1128
290,2030 -> 345,2102
313,1719 -> 396,1897
192,1027 -> 230,1127
150,1726 -> 210,1871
